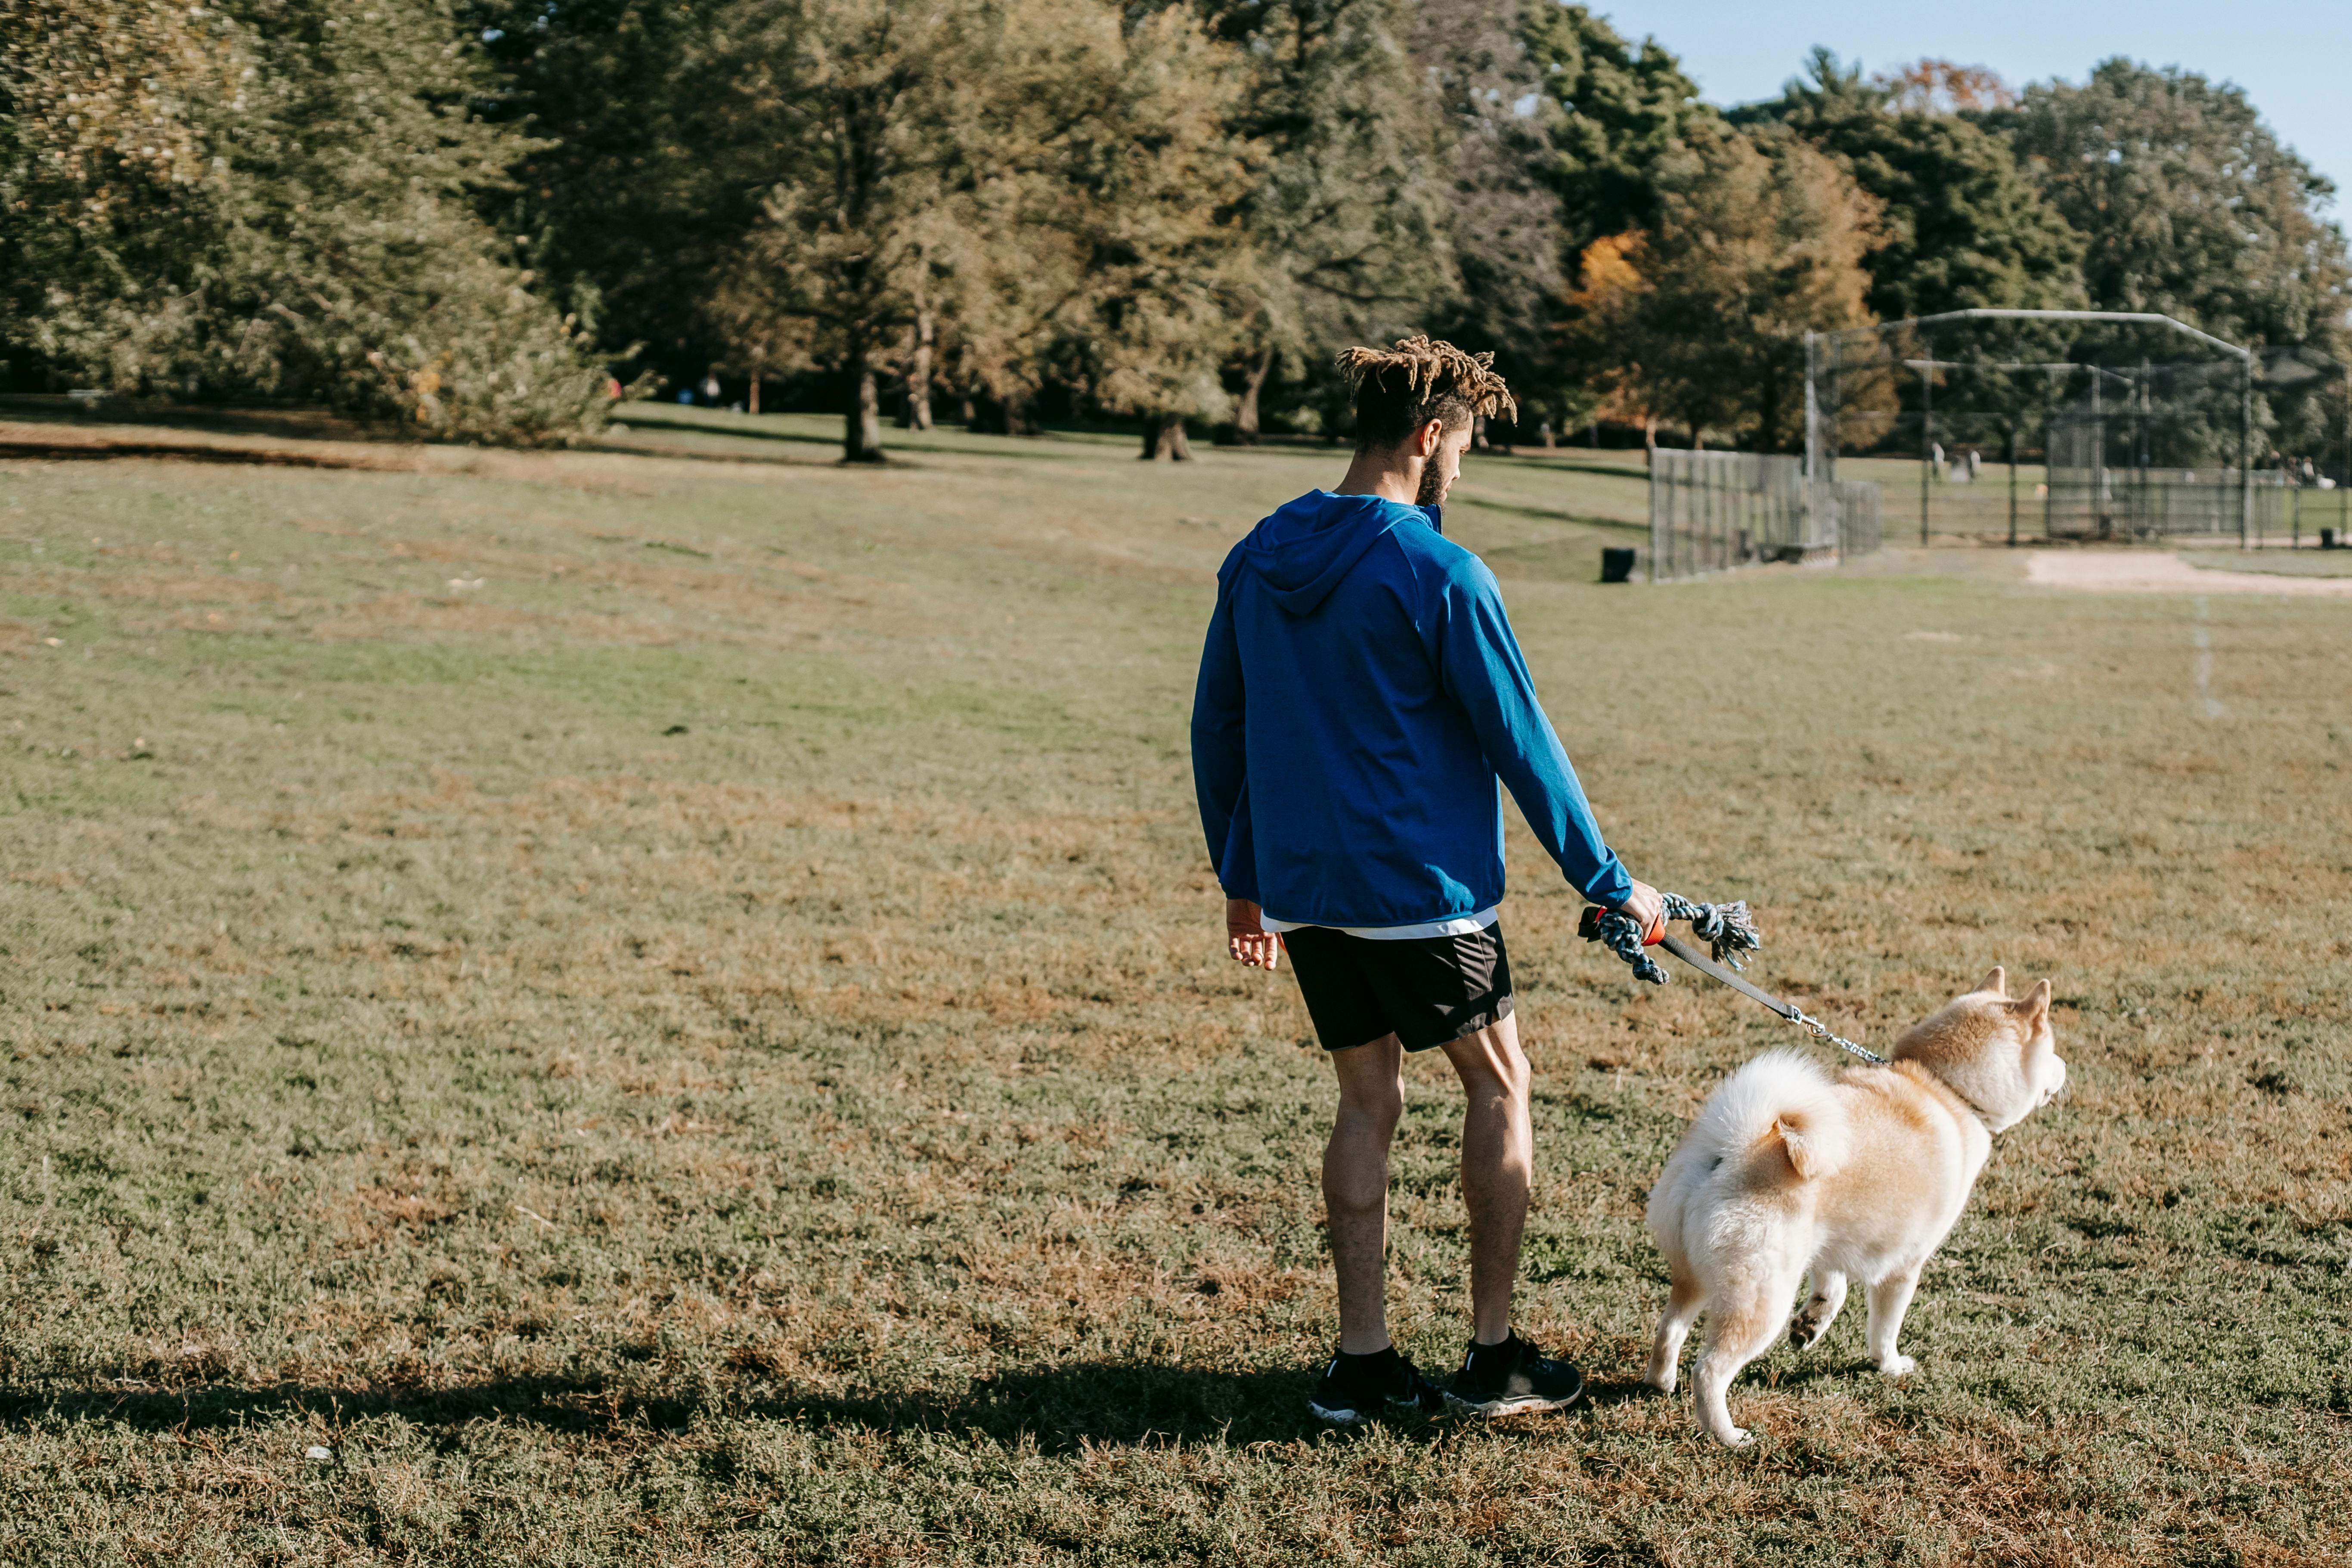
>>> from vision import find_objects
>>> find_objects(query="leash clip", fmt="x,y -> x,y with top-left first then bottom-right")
1791,1007 -> 1887,1066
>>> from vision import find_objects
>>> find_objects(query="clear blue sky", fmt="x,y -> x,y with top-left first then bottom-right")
1594,2 -> 2352,211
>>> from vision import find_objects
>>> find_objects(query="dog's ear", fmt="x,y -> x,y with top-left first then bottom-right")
2005,978 -> 2051,1030
1974,965 -> 2006,997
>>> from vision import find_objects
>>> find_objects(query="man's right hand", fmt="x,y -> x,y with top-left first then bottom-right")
1616,879 -> 1665,939
1227,899 -> 1283,970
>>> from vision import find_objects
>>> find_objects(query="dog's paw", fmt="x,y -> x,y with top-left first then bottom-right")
1788,1317 -> 1819,1350
1877,1354 -> 1916,1378
1642,1372 -> 1678,1396
1712,1426 -> 1753,1448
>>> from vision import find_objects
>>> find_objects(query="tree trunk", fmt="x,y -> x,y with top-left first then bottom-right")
1643,415 -> 1658,465
1001,387 -> 1040,437
907,311 -> 934,431
1231,345 -> 1272,446
747,376 -> 760,416
844,334 -> 885,463
1141,414 -> 1193,460
961,394 -> 978,427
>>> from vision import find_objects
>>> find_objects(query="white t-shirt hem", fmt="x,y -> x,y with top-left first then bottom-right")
1260,906 -> 1499,940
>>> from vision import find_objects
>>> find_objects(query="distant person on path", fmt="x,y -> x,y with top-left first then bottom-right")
1190,336 -> 1663,1425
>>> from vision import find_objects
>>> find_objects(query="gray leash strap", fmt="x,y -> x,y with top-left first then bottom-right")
1658,934 -> 1887,1066
1584,895 -> 1886,1067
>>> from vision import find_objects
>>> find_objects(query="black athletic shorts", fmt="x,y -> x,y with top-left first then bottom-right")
1280,922 -> 1514,1054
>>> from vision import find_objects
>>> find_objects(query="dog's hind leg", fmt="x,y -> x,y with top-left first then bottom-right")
1864,1266 -> 1922,1376
1788,1269 -> 1848,1351
1643,1260 -> 1703,1394
1691,1277 -> 1790,1447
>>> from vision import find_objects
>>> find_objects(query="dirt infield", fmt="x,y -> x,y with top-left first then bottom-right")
2026,549 -> 2352,595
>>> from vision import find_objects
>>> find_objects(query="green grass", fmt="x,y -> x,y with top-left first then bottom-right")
2,418 -> 2350,1564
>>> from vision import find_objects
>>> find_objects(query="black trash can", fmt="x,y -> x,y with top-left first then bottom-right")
1600,547 -> 1637,583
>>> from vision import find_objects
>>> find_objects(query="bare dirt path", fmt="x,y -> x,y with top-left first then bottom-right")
2025,549 -> 2352,595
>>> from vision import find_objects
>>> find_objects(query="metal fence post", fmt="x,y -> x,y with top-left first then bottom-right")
1804,330 -> 1822,549
2240,355 -> 2253,548
2090,370 -> 2104,537
2007,418 -> 2018,547
1646,451 -> 1661,582
1920,339 -> 1933,546
2043,372 -> 2056,540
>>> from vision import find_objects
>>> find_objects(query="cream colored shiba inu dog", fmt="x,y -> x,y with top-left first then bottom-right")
1642,968 -> 2065,1446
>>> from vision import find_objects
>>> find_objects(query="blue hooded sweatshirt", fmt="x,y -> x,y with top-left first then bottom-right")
1190,490 -> 1631,929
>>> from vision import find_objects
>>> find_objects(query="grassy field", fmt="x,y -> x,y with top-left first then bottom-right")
3,408 -> 2350,1564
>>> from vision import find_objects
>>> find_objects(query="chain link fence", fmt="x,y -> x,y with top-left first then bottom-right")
1646,449 -> 1882,581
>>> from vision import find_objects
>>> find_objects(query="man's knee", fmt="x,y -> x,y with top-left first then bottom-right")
1446,1021 -> 1529,1103
1335,1075 -> 1404,1132
1329,1035 -> 1404,1129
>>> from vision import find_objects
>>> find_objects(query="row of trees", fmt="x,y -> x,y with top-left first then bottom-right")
1,0 -> 615,443
1562,49 -> 2351,456
469,0 -> 1551,458
4,3 -> 2347,458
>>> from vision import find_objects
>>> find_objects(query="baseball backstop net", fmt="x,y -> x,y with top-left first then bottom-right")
1804,310 -> 2348,548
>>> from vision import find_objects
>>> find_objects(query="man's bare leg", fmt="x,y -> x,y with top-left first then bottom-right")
1324,1033 -> 1404,1354
1441,1013 -> 1531,1346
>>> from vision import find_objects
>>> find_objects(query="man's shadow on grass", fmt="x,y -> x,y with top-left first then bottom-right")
0,1362 -> 1689,1452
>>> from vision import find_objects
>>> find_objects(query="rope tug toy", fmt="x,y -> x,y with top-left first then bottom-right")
1580,893 -> 1760,985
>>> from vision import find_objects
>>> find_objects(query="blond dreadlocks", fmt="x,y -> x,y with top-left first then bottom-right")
1335,335 -> 1518,451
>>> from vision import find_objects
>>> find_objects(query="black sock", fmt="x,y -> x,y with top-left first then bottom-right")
1467,1332 -> 1518,1373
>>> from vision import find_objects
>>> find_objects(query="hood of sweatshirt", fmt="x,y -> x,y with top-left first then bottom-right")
1233,491 -> 1439,616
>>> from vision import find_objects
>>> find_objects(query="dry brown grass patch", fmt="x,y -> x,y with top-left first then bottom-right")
307,593 -> 685,645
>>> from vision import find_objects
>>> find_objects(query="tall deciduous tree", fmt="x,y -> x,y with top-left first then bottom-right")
1404,0 -> 1563,383
1069,7 -> 1255,459
1995,59 -> 2351,354
927,0 -> 1252,458
1878,58 -> 2014,115
0,0 -> 225,376
715,0 -> 976,462
1192,0 -> 1459,443
1521,4 -> 1714,256
468,0 -> 743,388
1738,50 -> 2083,323
1564,128 -> 1881,450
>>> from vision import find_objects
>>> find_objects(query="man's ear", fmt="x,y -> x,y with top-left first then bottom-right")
1414,418 -> 1446,459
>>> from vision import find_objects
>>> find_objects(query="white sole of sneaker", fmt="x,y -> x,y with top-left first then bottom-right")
1443,1389 -> 1580,1417
1307,1400 -> 1367,1425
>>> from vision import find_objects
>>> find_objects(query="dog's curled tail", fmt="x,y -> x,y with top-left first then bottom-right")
1688,1048 -> 1852,1183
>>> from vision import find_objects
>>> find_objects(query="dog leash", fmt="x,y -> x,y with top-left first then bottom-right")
1580,896 -> 1886,1066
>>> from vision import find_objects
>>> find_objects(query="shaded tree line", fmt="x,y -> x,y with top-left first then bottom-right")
4,1 -> 2346,457
1,0 -> 616,444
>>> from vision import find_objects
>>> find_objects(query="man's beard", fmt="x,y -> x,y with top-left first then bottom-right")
1414,462 -> 1448,507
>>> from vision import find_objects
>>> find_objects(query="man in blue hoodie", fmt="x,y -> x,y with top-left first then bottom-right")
1191,336 -> 1661,1426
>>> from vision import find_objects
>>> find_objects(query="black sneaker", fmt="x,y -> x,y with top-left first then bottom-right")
1444,1332 -> 1584,1417
1307,1346 -> 1441,1425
